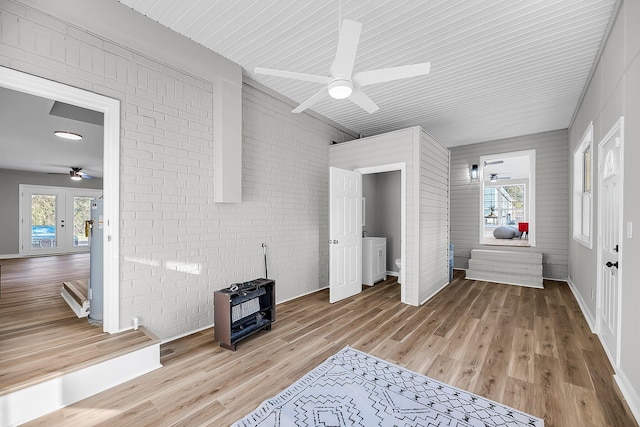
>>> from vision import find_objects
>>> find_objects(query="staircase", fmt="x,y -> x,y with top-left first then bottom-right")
466,249 -> 543,288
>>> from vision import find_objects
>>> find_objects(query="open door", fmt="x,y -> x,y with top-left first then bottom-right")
329,167 -> 362,303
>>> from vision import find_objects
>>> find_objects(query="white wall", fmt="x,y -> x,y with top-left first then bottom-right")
330,126 -> 449,306
568,0 -> 640,420
418,128 -> 450,303
330,128 -> 417,303
449,129 -> 569,280
0,0 -> 346,339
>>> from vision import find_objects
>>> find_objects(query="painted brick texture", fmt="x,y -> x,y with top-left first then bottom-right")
1,2 -> 344,339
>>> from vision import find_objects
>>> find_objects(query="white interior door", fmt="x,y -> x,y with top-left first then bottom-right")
21,185 -> 102,256
597,118 -> 623,366
329,167 -> 362,303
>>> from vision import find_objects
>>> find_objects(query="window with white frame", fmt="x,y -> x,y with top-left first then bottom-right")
573,122 -> 593,248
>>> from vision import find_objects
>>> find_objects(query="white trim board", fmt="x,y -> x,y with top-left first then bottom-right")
615,371 -> 640,425
0,344 -> 161,427
567,277 -> 596,332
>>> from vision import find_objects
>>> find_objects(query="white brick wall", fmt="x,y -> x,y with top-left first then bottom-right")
1,1 -> 345,339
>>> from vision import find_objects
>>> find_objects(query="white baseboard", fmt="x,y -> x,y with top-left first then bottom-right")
419,280 -> 449,306
278,286 -> 328,304
386,271 -> 399,277
162,285 -> 333,344
566,277 -> 596,332
161,323 -> 214,344
0,253 -> 21,259
0,343 -> 161,427
566,278 -> 639,425
615,370 -> 640,425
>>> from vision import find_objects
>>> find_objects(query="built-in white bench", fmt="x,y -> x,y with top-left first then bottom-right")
466,249 -> 543,288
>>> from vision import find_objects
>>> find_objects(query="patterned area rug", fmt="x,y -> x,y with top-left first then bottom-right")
233,346 -> 543,427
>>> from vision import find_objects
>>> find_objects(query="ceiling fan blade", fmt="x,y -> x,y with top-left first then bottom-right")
353,62 -> 431,87
254,67 -> 331,85
292,87 -> 329,113
348,88 -> 379,114
330,19 -> 362,78
79,172 -> 94,179
484,160 -> 504,166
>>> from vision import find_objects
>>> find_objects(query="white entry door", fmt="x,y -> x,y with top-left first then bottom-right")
329,167 -> 362,303
20,185 -> 103,256
597,117 -> 624,366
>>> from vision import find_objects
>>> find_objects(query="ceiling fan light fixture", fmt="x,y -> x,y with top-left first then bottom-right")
328,79 -> 353,99
54,130 -> 83,140
70,170 -> 82,180
490,173 -> 498,183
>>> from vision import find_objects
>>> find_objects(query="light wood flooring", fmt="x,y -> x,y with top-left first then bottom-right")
19,270 -> 637,426
0,254 -> 157,396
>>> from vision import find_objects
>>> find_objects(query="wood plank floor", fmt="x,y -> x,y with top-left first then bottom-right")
0,254 -> 157,396
19,271 -> 640,427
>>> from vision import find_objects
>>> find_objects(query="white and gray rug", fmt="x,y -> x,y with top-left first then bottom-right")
233,346 -> 543,427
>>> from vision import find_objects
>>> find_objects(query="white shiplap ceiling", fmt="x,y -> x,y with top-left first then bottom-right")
118,0 -> 616,147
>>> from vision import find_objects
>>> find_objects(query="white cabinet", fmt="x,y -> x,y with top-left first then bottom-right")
363,237 -> 387,286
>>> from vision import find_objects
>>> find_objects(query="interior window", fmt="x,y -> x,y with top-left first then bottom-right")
573,122 -> 593,248
480,150 -> 535,247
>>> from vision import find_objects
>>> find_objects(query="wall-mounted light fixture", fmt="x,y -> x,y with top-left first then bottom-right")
470,164 -> 479,182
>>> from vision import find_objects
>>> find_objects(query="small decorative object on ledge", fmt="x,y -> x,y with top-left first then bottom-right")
214,279 -> 275,351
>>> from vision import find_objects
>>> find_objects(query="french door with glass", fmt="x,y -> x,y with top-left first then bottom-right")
20,185 -> 103,256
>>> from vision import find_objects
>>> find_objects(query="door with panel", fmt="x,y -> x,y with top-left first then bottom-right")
597,118 -> 623,366
329,167 -> 362,303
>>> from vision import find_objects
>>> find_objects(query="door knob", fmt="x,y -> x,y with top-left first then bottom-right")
606,261 -> 619,269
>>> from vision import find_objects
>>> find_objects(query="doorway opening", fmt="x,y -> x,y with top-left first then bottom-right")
356,163 -> 406,302
0,66 -> 120,333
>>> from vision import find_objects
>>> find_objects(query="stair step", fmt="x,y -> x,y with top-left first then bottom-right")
469,249 -> 542,263
62,279 -> 88,306
466,249 -> 543,288
468,259 -> 543,275
466,270 -> 543,288
0,326 -> 161,426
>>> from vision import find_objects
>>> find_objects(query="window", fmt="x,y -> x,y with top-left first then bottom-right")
479,150 -> 535,246
573,122 -> 593,248
484,185 -> 526,226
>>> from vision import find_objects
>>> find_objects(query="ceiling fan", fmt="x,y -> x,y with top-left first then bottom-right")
489,173 -> 511,182
254,19 -> 431,114
484,160 -> 504,166
69,167 -> 93,180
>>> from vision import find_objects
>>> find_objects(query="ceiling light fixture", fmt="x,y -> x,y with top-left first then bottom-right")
54,130 -> 83,140
70,170 -> 82,181
328,79 -> 353,99
490,173 -> 498,183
